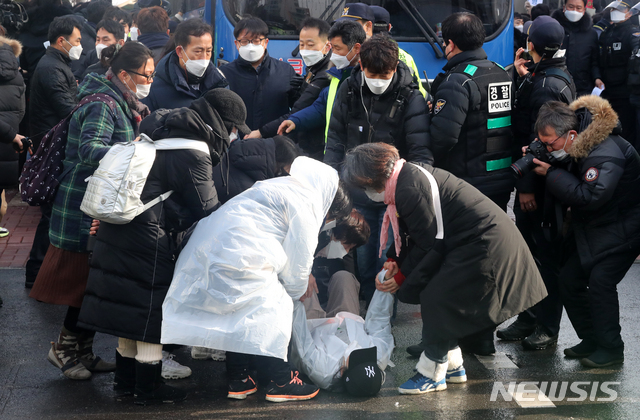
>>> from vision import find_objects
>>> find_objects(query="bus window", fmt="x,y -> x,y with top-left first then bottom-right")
221,0 -> 511,41
183,0 -> 206,19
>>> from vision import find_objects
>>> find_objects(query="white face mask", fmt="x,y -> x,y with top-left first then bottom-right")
127,73 -> 151,99
611,10 -> 627,23
364,187 -> 385,202
364,74 -> 393,95
326,240 -> 349,259
229,131 -> 238,142
515,24 -> 524,32
550,133 -> 572,161
299,43 -> 328,67
181,48 -> 210,77
564,10 -> 584,22
129,27 -> 139,41
64,38 -> 83,61
330,46 -> 354,69
238,44 -> 265,63
95,43 -> 108,60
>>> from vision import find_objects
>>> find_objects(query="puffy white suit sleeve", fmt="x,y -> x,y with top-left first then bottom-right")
161,157 -> 338,361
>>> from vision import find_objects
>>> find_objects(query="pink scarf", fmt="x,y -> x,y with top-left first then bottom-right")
379,159 -> 406,258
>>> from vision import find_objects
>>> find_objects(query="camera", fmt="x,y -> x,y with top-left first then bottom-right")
0,0 -> 28,32
510,140 -> 554,178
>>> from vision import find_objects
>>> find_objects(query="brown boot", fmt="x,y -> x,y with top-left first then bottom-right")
77,331 -> 116,372
47,327 -> 92,380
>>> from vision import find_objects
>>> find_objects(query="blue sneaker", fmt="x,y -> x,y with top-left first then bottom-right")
398,372 -> 447,395
445,365 -> 467,383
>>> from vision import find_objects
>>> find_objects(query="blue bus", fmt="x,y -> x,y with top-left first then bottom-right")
184,0 -> 513,81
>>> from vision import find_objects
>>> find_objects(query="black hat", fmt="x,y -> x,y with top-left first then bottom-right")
343,347 -> 383,397
370,5 -> 390,24
336,3 -> 375,23
201,88 -> 251,135
528,16 -> 564,54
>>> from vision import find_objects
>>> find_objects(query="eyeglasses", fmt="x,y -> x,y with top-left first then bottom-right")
127,70 -> 156,82
236,37 -> 266,46
539,132 -> 568,150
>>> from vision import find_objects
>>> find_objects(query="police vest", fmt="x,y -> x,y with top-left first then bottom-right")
325,77 -> 341,142
398,48 -> 427,98
433,62 -> 514,179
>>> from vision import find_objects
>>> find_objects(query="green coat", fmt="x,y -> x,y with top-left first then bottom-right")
49,74 -> 137,252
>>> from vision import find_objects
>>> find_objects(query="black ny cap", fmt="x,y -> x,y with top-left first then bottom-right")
343,347 -> 383,397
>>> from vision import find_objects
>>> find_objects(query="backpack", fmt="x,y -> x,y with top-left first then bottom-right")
80,133 -> 210,224
19,93 -> 117,206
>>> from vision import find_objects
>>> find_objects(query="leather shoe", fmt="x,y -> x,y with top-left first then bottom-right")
496,318 -> 536,341
522,326 -> 558,350
564,339 -> 597,358
406,341 -> 425,357
580,347 -> 624,368
459,339 -> 495,356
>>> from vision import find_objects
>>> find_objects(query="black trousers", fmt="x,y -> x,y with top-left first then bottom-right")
423,340 -> 459,363
607,96 -> 637,150
226,351 -> 293,384
25,203 -> 52,283
513,204 -> 563,335
559,249 -> 636,350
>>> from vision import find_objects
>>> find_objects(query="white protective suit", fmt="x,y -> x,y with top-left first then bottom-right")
290,289 -> 395,390
161,157 -> 339,360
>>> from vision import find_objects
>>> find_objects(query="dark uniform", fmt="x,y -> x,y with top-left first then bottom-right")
597,16 -> 640,147
504,57 -> 576,347
430,47 -> 515,211
627,37 -> 640,150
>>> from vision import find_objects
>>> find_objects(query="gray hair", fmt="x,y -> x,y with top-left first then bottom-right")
535,101 -> 579,137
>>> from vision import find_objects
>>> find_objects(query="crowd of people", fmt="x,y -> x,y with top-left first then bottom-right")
0,0 -> 639,406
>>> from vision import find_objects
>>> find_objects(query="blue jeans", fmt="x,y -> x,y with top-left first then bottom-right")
355,204 -> 392,303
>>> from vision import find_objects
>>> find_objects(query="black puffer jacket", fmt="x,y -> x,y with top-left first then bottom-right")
598,17 -> 640,100
0,36 -> 25,189
212,137 -> 276,204
325,61 -> 432,169
70,14 -> 98,80
28,47 -> 78,146
259,53 -> 332,160
78,107 -> 220,343
512,58 -> 576,195
552,9 -> 600,96
545,95 -> 640,269
220,51 -> 304,130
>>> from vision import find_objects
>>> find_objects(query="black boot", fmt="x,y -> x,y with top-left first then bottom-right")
564,339 -> 598,358
522,326 -> 558,350
133,360 -> 187,405
580,346 -> 624,368
114,352 -> 136,398
496,318 -> 536,341
406,341 -> 425,357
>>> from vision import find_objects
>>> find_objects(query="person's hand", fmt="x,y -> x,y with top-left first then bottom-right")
300,273 -> 318,302
277,120 -> 296,135
90,219 -> 100,236
514,48 -> 530,78
382,260 -> 399,278
12,134 -> 28,153
134,136 -> 140,142
244,129 -> 262,139
427,101 -> 432,112
519,192 -> 537,212
595,79 -> 605,90
532,158 -> 551,176
376,276 -> 399,293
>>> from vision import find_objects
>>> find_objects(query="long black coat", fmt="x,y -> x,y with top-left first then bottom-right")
28,47 -> 78,146
212,137 -> 276,204
393,163 -> 547,344
0,36 -> 25,189
545,95 -> 640,269
78,108 -> 220,343
552,9 -> 600,97
598,18 -> 640,100
220,51 -> 303,131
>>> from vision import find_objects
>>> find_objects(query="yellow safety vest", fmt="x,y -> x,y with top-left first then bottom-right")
324,76 -> 341,144
399,48 -> 426,98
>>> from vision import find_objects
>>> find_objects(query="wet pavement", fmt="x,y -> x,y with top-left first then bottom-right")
1,266 -> 640,420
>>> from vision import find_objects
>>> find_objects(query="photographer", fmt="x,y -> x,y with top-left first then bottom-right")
531,97 -> 640,368
498,16 -> 576,350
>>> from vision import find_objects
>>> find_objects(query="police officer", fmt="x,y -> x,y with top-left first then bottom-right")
626,2 -> 640,149
497,16 -> 577,351
597,1 -> 640,146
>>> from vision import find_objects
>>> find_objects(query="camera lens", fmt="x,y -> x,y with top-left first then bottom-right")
510,154 -> 535,178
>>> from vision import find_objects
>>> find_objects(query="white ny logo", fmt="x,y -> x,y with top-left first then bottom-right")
365,366 -> 375,378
